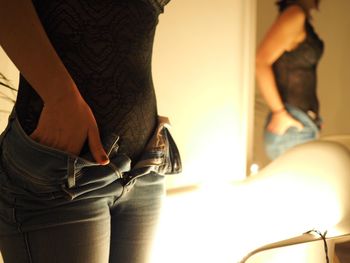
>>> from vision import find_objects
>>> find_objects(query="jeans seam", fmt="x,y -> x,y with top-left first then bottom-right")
11,116 -> 69,160
12,199 -> 33,262
112,183 -> 127,206
23,232 -> 33,263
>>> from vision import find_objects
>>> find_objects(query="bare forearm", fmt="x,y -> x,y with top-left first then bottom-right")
0,0 -> 81,105
255,63 -> 285,112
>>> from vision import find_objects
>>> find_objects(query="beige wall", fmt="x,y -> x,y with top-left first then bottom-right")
253,0 -> 350,168
0,0 -> 254,190
314,1 -> 350,136
154,0 -> 255,188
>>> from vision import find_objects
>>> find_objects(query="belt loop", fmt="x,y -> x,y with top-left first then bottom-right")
67,156 -> 77,188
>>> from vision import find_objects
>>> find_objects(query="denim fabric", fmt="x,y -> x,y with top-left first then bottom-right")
264,104 -> 320,160
0,111 -> 166,263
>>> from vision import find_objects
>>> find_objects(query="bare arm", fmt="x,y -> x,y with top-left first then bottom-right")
256,5 -> 306,134
0,0 -> 109,164
0,0 -> 78,104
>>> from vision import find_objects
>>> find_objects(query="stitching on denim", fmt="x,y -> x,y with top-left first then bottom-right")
11,115 -> 98,172
108,162 -> 123,180
23,232 -> 33,263
112,182 -> 128,206
11,196 -> 22,234
9,112 -> 82,163
12,119 -> 68,160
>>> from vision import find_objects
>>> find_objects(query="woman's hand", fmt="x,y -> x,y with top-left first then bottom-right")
267,110 -> 304,135
30,96 -> 109,165
0,1 -> 109,165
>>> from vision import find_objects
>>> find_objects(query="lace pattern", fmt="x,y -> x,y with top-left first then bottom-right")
15,0 -> 171,161
273,19 -> 324,115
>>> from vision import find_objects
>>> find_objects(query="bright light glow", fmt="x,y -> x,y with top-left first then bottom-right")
151,141 -> 350,263
151,177 -> 342,263
164,101 -> 246,189
151,185 -> 245,263
250,163 -> 260,175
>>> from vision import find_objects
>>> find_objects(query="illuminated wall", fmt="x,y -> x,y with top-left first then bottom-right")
153,0 -> 255,188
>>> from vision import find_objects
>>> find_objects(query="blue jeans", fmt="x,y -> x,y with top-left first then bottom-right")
0,111 -> 165,263
264,105 -> 321,160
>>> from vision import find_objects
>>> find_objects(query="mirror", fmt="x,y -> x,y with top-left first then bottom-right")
251,0 -> 350,170
250,2 -> 350,260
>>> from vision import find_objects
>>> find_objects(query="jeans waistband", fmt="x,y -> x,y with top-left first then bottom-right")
0,110 -> 181,200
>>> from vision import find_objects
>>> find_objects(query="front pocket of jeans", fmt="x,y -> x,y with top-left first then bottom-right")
1,123 -> 73,189
2,117 -> 101,186
1,154 -> 66,196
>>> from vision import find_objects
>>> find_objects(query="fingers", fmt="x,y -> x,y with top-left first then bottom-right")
29,100 -> 110,164
30,127 -> 54,147
87,125 -> 109,165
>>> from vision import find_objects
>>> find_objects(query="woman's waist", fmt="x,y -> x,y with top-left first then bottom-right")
281,103 -> 322,130
14,95 -> 158,161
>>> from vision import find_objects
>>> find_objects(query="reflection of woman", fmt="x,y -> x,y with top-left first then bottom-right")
0,1 -> 180,263
256,0 -> 324,160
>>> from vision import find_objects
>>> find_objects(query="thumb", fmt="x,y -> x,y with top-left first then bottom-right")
87,126 -> 109,165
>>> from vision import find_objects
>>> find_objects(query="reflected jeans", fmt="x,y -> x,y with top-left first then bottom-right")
0,112 -> 165,263
264,104 -> 321,160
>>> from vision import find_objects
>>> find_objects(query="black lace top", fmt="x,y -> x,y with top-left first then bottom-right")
15,0 -> 170,162
272,10 -> 324,116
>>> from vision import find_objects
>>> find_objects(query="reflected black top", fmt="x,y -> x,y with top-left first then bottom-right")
273,7 -> 324,116
15,0 -> 170,162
